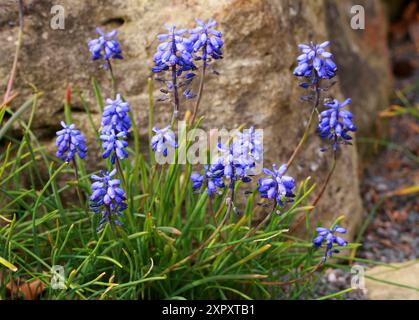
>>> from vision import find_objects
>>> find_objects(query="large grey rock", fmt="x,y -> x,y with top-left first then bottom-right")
0,0 -> 392,238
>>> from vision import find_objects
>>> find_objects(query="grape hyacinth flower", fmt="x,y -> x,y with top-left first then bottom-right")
152,24 -> 196,76
217,143 -> 252,183
258,164 -> 295,208
151,126 -> 178,157
234,127 -> 263,166
293,41 -> 337,81
88,28 -> 123,68
152,24 -> 197,115
313,225 -> 348,262
55,121 -> 87,163
101,94 -> 132,134
100,130 -> 129,164
317,98 -> 357,150
90,169 -> 127,231
191,159 -> 225,197
189,18 -> 223,63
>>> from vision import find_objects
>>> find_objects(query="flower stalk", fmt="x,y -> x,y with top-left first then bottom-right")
3,0 -> 24,103
286,81 -> 321,170
190,62 -> 206,126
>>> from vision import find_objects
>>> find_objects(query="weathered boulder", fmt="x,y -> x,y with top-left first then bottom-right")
366,261 -> 419,300
0,0 -> 392,238
326,0 -> 393,161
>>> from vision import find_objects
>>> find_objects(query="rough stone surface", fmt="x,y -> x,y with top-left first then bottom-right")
0,0 -> 392,238
366,261 -> 419,300
326,0 -> 393,161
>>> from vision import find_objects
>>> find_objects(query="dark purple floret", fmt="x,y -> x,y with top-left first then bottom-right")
183,88 -> 196,100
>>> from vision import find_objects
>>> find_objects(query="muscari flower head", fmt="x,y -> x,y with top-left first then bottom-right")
189,18 -> 223,63
234,127 -> 263,166
90,169 -> 127,231
151,126 -> 178,157
101,94 -> 132,134
152,24 -> 197,100
152,24 -> 196,75
191,159 -> 225,197
318,98 -> 357,150
258,164 -> 295,208
293,41 -> 337,81
100,130 -> 129,164
217,142 -> 252,183
313,225 -> 348,263
55,121 -> 87,163
88,28 -> 123,67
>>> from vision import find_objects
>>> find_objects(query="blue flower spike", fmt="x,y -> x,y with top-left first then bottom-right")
191,159 -> 225,197
100,130 -> 129,164
234,127 -> 263,167
152,24 -> 197,100
257,164 -> 295,208
101,94 -> 132,134
151,126 -> 178,157
217,142 -> 253,183
152,24 -> 195,75
313,225 -> 348,263
317,98 -> 357,150
55,121 -> 87,163
189,18 -> 223,63
90,169 -> 127,231
294,41 -> 337,81
88,27 -> 123,68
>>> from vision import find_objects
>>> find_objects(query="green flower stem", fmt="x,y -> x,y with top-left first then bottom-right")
190,63 -> 206,126
107,59 -> 117,98
72,158 -> 87,215
3,0 -> 23,103
115,157 -> 127,188
310,151 -> 337,209
291,151 -> 337,233
170,65 -> 180,127
148,77 -> 155,160
286,82 -> 321,170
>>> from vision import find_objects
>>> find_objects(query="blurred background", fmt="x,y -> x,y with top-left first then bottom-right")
0,0 -> 418,299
